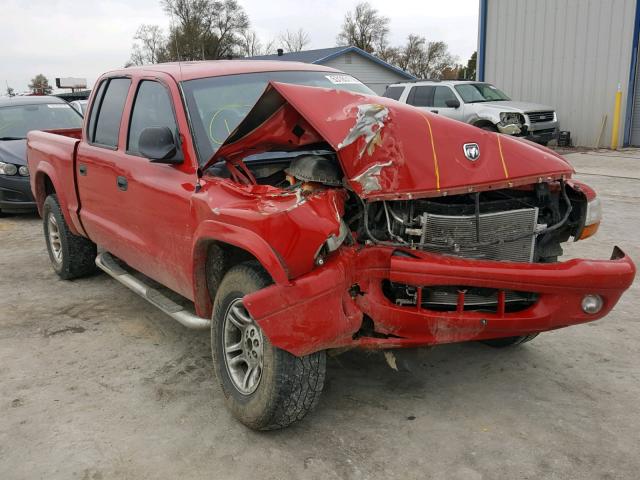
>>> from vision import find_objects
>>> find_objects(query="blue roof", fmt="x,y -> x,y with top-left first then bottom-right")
247,46 -> 415,80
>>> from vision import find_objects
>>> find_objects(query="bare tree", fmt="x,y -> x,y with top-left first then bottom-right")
394,35 -> 456,79
240,29 -> 262,57
128,25 -> 167,66
336,2 -> 389,54
28,74 -> 52,95
162,0 -> 249,60
278,29 -> 310,53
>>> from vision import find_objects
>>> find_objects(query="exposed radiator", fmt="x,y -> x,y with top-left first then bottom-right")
419,207 -> 539,262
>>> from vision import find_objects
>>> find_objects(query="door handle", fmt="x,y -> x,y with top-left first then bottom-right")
431,110 -> 439,114
79,164 -> 87,176
116,176 -> 128,191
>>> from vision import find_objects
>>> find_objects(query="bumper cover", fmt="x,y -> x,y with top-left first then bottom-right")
0,175 -> 36,212
244,246 -> 635,356
526,126 -> 558,144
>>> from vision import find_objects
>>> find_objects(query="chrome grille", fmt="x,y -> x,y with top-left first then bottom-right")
419,208 -> 539,262
527,111 -> 555,123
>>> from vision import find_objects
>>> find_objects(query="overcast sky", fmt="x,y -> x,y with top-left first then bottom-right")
0,0 -> 479,93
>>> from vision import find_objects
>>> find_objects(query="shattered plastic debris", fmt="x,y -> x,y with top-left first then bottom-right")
351,160 -> 393,193
338,104 -> 389,157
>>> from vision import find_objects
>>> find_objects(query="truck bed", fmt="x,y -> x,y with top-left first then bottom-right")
27,128 -> 84,235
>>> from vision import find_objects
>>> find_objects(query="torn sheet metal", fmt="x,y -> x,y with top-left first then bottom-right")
337,104 -> 389,157
351,160 -> 393,194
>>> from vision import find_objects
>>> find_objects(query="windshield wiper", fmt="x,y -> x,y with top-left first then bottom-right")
0,136 -> 26,141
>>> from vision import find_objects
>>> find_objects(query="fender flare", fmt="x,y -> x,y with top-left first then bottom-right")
33,163 -> 83,236
190,220 -> 290,318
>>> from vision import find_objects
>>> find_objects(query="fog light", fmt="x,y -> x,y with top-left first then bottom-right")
581,294 -> 603,314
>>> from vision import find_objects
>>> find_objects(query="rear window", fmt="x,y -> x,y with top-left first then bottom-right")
382,86 -> 404,101
407,86 -> 435,107
92,78 -> 131,148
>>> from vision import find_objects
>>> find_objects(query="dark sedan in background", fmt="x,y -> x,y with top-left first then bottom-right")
0,96 -> 82,214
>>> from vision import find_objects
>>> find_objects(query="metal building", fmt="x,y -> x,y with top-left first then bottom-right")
477,0 -> 640,147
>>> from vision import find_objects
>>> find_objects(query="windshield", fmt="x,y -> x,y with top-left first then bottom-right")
0,102 -> 83,139
181,71 -> 375,165
454,83 -> 511,103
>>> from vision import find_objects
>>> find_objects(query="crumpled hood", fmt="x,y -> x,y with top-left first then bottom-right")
0,139 -> 27,166
475,100 -> 556,113
209,82 -> 572,200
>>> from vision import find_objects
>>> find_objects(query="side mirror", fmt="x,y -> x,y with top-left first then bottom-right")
446,99 -> 461,108
138,126 -> 183,164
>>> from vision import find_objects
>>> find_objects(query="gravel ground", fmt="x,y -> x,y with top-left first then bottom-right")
0,150 -> 638,480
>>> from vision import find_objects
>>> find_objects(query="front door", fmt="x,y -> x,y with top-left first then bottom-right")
112,77 -> 197,299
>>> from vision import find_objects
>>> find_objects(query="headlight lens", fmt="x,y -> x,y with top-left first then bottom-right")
0,161 -> 18,176
499,112 -> 523,125
18,165 -> 29,177
585,197 -> 602,226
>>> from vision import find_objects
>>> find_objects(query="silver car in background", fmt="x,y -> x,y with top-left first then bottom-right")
384,80 -> 559,145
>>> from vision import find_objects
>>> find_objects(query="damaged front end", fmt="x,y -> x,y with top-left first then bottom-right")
204,82 -> 635,356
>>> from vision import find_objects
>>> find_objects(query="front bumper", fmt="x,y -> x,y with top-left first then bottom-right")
0,175 -> 36,213
244,246 -> 636,356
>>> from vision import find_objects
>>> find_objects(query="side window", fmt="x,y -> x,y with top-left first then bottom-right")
127,81 -> 177,154
382,86 -> 404,101
93,78 -> 131,148
86,80 -> 107,142
407,86 -> 435,107
433,87 -> 458,108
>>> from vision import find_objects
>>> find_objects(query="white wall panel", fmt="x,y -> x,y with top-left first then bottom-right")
484,0 -> 637,146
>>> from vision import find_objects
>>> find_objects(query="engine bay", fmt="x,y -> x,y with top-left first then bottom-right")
206,151 -> 585,266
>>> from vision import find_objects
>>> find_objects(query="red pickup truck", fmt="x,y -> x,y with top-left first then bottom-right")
27,61 -> 635,430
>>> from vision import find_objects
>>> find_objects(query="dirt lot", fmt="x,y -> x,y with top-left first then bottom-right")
1,150 -> 639,480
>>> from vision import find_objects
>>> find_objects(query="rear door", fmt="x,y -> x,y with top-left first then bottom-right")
76,76 -> 133,258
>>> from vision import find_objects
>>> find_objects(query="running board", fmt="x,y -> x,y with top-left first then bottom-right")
95,252 -> 210,330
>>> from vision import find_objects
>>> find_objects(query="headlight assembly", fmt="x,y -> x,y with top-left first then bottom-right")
18,165 -> 29,177
0,161 -> 18,176
499,112 -> 523,125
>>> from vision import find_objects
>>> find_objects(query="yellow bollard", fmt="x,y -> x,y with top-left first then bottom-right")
611,83 -> 622,150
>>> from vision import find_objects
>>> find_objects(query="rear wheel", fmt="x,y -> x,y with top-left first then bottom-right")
211,263 -> 326,430
482,333 -> 539,348
43,194 -> 97,280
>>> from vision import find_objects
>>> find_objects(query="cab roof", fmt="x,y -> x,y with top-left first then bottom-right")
105,60 -> 342,82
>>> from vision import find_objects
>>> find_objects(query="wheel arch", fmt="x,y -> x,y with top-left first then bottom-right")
191,221 -> 290,318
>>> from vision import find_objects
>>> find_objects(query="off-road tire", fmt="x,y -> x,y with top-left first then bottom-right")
211,263 -> 326,430
482,333 -> 539,348
43,194 -> 97,280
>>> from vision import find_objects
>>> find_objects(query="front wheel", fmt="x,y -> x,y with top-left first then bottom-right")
481,333 -> 539,348
211,263 -> 326,430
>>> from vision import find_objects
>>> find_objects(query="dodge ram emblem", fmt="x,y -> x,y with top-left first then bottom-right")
463,143 -> 480,161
